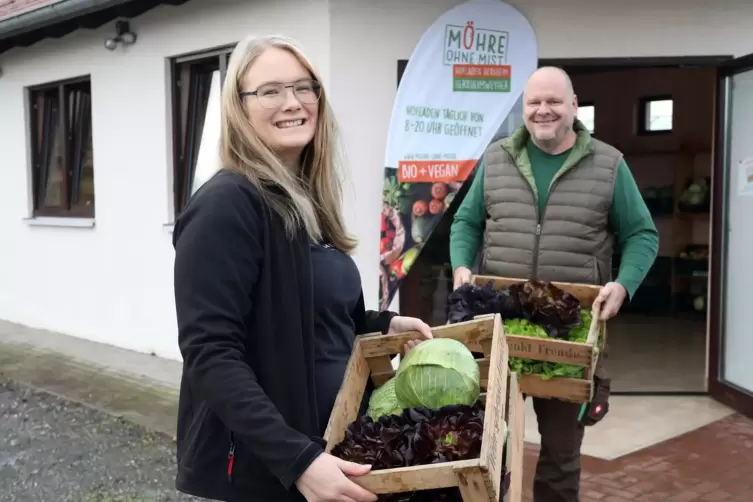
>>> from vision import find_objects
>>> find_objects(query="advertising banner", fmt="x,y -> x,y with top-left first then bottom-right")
378,0 -> 538,310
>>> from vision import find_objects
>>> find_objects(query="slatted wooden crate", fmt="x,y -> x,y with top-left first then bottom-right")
323,315 -> 524,502
471,275 -> 607,404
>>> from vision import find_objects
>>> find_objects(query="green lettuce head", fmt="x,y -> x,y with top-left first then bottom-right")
366,377 -> 403,420
394,338 -> 480,410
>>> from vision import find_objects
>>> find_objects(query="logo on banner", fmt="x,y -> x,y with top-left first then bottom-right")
444,22 -> 508,65
445,22 -> 511,92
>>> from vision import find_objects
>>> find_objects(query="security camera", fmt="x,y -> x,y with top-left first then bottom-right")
104,20 -> 137,51
120,31 -> 137,45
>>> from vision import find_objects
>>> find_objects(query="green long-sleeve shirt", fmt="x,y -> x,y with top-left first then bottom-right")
450,141 -> 659,299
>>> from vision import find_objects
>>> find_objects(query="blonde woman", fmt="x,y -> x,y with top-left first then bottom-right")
172,35 -> 432,502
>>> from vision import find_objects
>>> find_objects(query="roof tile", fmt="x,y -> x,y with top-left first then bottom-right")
0,0 -> 65,23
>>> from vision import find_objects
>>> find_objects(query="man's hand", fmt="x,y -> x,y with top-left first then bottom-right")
453,266 -> 472,290
593,282 -> 627,320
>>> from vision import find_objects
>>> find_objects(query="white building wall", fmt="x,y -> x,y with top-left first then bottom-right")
2,0 -> 753,360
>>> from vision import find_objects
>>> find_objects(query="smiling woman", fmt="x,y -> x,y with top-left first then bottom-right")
219,36 -> 330,244
170,34 -> 433,502
238,70 -> 322,166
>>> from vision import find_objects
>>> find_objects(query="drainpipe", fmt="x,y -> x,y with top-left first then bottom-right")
0,0 -> 133,40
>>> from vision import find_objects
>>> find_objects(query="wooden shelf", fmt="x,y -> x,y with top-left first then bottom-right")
625,149 -> 711,318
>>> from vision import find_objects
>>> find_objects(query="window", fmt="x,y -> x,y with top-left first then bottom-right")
29,77 -> 95,218
640,96 -> 673,133
577,103 -> 595,134
171,46 -> 234,217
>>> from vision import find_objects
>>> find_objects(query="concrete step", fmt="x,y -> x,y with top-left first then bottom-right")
0,320 -> 181,437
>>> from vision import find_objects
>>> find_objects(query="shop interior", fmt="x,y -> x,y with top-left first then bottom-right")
396,61 -> 715,395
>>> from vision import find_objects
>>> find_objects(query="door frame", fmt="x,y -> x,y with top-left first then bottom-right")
538,56 -> 733,72
548,54 -> 753,416
707,53 -> 753,418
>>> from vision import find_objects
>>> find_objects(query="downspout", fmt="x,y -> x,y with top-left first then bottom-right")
0,0 -> 133,39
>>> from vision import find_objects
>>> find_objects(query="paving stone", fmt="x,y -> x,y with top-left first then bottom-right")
521,413 -> 753,501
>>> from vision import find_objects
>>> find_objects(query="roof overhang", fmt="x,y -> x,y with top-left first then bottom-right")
0,0 -> 191,55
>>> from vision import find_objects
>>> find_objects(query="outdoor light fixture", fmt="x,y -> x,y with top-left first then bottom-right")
104,20 -> 138,51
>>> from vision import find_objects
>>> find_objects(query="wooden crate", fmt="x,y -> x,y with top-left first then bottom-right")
471,275 -> 607,404
323,315 -> 524,502
501,374 -> 524,502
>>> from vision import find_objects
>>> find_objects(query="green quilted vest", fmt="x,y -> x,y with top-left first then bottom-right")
481,121 -> 621,285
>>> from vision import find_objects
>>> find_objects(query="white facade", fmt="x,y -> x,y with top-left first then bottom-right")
1,0 -> 753,361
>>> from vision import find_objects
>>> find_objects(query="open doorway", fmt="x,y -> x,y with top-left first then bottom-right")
396,57 -> 727,396
560,63 -> 716,394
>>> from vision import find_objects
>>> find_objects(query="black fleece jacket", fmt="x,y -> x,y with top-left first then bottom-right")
172,170 -> 396,502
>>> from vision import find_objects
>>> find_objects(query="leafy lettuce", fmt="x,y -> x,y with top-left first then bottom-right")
505,310 -> 597,380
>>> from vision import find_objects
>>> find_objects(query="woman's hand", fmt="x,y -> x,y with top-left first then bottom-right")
296,453 -> 377,502
388,316 -> 433,354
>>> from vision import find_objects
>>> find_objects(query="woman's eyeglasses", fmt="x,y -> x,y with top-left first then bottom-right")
239,79 -> 322,109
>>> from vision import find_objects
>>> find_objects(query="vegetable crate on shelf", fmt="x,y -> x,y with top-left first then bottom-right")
323,315 -> 525,502
471,275 -> 607,404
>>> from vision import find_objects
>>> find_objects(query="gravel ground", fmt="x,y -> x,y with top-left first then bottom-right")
0,378 -> 204,502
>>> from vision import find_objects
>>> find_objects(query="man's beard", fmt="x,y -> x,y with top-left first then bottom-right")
532,126 -> 560,144
531,120 -> 572,145
533,129 -> 558,142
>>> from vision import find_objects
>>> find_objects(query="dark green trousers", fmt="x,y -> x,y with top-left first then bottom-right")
531,345 -> 610,502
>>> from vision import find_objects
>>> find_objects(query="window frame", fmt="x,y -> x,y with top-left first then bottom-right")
169,44 -> 235,219
577,101 -> 596,134
637,94 -> 674,135
28,75 -> 95,219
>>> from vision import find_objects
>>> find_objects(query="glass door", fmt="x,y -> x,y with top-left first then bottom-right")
709,54 -> 753,418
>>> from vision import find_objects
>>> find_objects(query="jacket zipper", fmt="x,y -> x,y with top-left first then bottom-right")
227,432 -> 236,483
532,222 -> 542,279
513,146 -> 579,280
531,176 -> 562,280
520,162 -> 543,280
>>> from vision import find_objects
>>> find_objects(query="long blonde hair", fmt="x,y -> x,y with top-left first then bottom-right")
220,34 -> 357,253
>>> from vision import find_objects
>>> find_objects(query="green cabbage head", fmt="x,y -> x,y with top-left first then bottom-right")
394,338 -> 480,410
366,376 -> 403,420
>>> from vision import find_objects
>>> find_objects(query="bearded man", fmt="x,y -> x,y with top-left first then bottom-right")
449,67 -> 659,502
